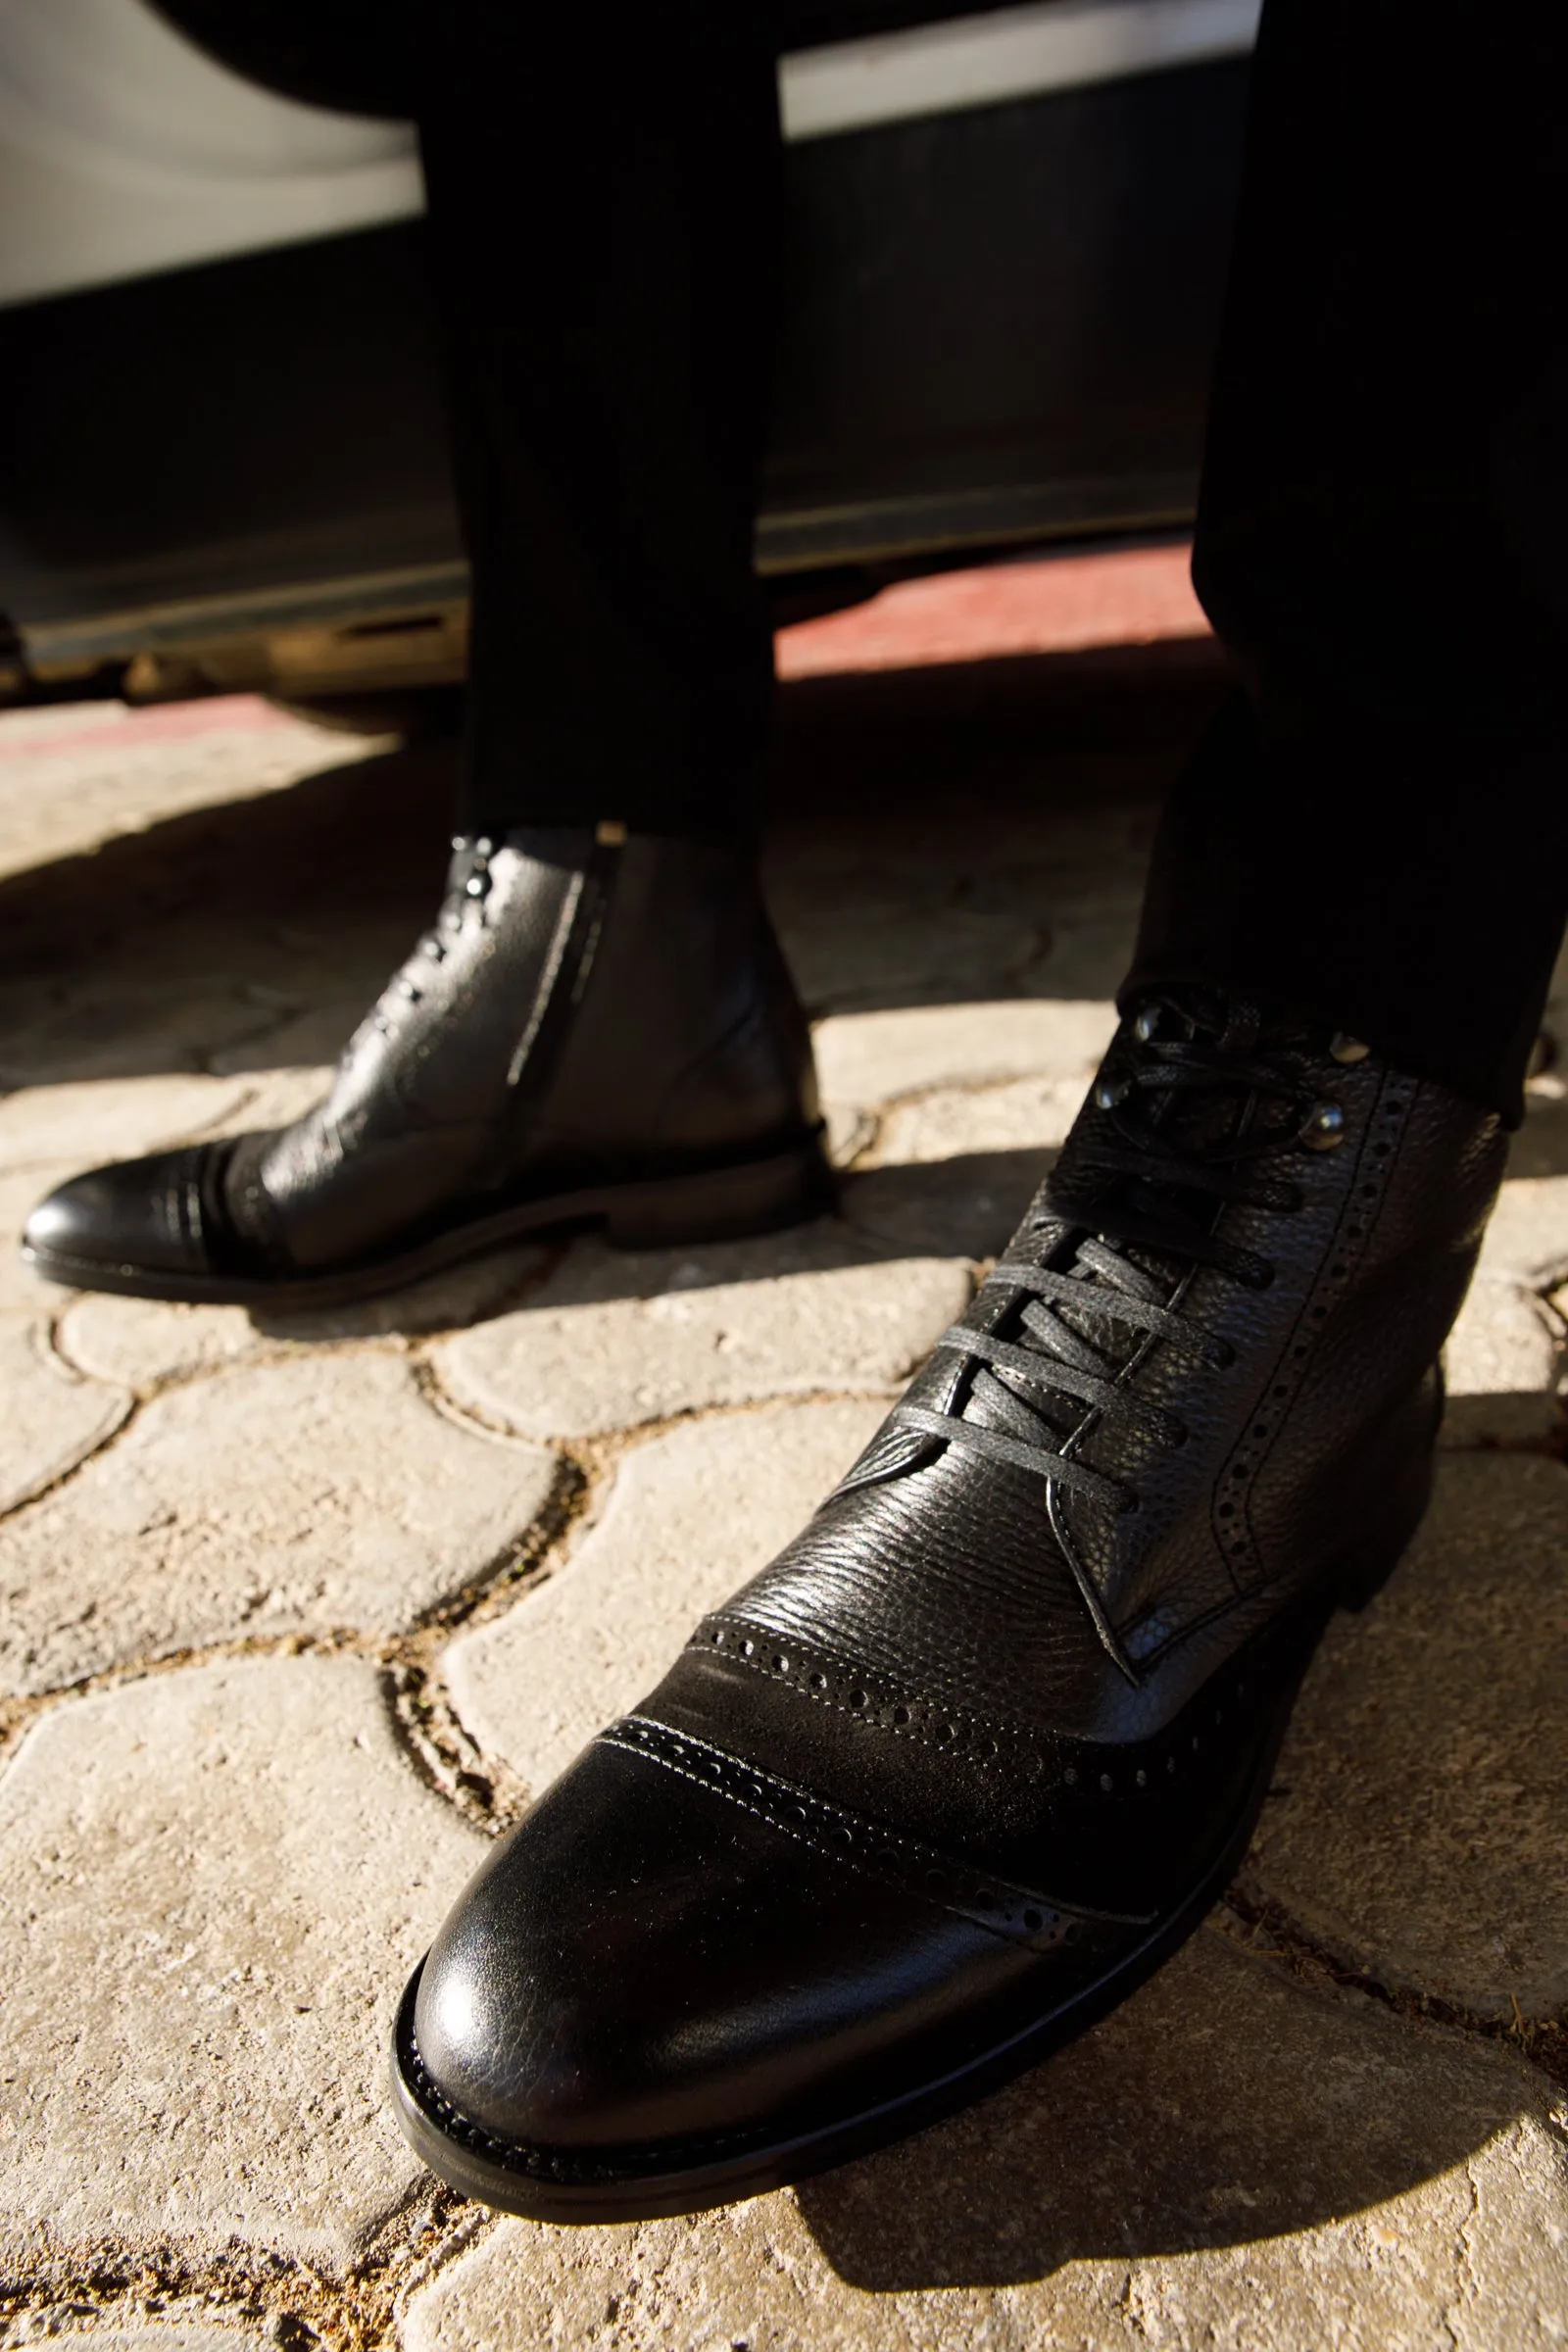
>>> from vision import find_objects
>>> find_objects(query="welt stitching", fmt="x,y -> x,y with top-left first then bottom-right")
401,2015 -> 774,2178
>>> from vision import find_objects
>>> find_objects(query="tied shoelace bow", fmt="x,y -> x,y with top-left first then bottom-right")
891,995 -> 1339,1655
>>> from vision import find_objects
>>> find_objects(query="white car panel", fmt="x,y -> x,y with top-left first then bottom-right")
781,0 -> 1258,140
0,0 -> 1257,312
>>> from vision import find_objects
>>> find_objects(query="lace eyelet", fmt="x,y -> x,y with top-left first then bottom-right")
1299,1102 -> 1346,1152
1119,1490 -> 1142,1515
1164,1419 -> 1190,1449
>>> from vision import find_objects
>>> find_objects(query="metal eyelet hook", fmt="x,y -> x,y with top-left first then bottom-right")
1299,1102 -> 1346,1151
1095,1077 -> 1132,1110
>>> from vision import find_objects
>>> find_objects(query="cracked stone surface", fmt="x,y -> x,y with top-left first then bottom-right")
0,1352 -> 556,1697
0,1315 -> 131,1515
0,1075 -> 255,1177
446,1397 -> 885,1801
872,1071 -> 1089,1168
813,999 -> 1115,1110
1481,1173 -> 1568,1289
53,1298 -> 263,1389
1243,1452 -> 1568,2021
0,696 -> 379,884
839,1149 -> 1054,1261
402,1929 -> 1568,2352
201,1063 -> 336,1134
5,669 -> 1566,2348
432,1231 -> 970,1441
0,977 -> 307,1091
1442,1274 -> 1564,1447
0,1654 -> 483,2270
5,2330 -> 270,2350
54,1242 -> 551,1390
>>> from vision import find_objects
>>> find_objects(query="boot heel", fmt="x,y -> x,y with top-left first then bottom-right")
605,1138 -> 836,1250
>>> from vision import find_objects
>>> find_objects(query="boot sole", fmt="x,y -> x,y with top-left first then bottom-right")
22,1136 -> 836,1312
388,1494 -> 1422,2229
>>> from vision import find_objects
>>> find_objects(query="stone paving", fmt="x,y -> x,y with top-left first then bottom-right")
0,650 -> 1565,2350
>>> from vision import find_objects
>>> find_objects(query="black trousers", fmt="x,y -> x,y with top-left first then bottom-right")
416,0 -> 1568,1123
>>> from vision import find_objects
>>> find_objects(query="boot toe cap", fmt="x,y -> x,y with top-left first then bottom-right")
24,1146 -> 220,1280
407,1727 -> 1053,2170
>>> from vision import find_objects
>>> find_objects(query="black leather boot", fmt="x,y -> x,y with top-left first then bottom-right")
23,827 -> 830,1308
392,991 -> 1506,2222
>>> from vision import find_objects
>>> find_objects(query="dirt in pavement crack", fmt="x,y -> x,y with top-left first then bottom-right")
1214,1883 -> 1568,2091
0,2183 -> 491,2352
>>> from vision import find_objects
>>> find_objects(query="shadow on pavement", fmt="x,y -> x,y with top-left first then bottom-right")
233,1148 -> 1056,1348
0,643 -> 1230,1089
795,1921 -> 1540,2290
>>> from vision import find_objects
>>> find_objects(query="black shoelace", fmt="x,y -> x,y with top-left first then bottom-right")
891,995 -> 1339,1646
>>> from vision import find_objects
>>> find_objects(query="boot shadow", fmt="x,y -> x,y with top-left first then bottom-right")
795,1922 -> 1544,2291
241,1145 -> 1060,1344
0,645 -> 1218,1089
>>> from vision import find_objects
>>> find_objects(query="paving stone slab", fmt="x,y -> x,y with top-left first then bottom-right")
206,1064 -> 336,1135
446,1397 -> 885,1799
0,1653 -> 483,2270
432,1232 -> 970,1441
208,999 -> 369,1078
812,1000 -> 1115,1112
0,1353 -> 556,1696
824,1102 -> 878,1168
53,1298 -> 263,1390
0,980 -> 291,1090
0,698 -> 375,885
5,2328 -> 270,2350
778,900 -> 1047,1016
56,1245 -> 550,1390
0,1315 -> 131,1518
1033,914 -> 1145,1004
1244,1451 -> 1568,2021
1441,1277 -> 1564,1448
873,1073 -> 1089,1169
840,1151 -> 1054,1261
1498,1095 -> 1568,1183
0,1076 -> 254,1178
1479,1173 -> 1568,1289
402,1929 -> 1568,2352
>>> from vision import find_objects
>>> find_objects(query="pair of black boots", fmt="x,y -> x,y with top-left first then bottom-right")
24,828 -> 1504,2221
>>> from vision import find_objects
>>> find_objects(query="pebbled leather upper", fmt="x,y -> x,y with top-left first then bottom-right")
409,1004 -> 1506,2170
726,1033 -> 1501,1734
24,826 -> 820,1283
